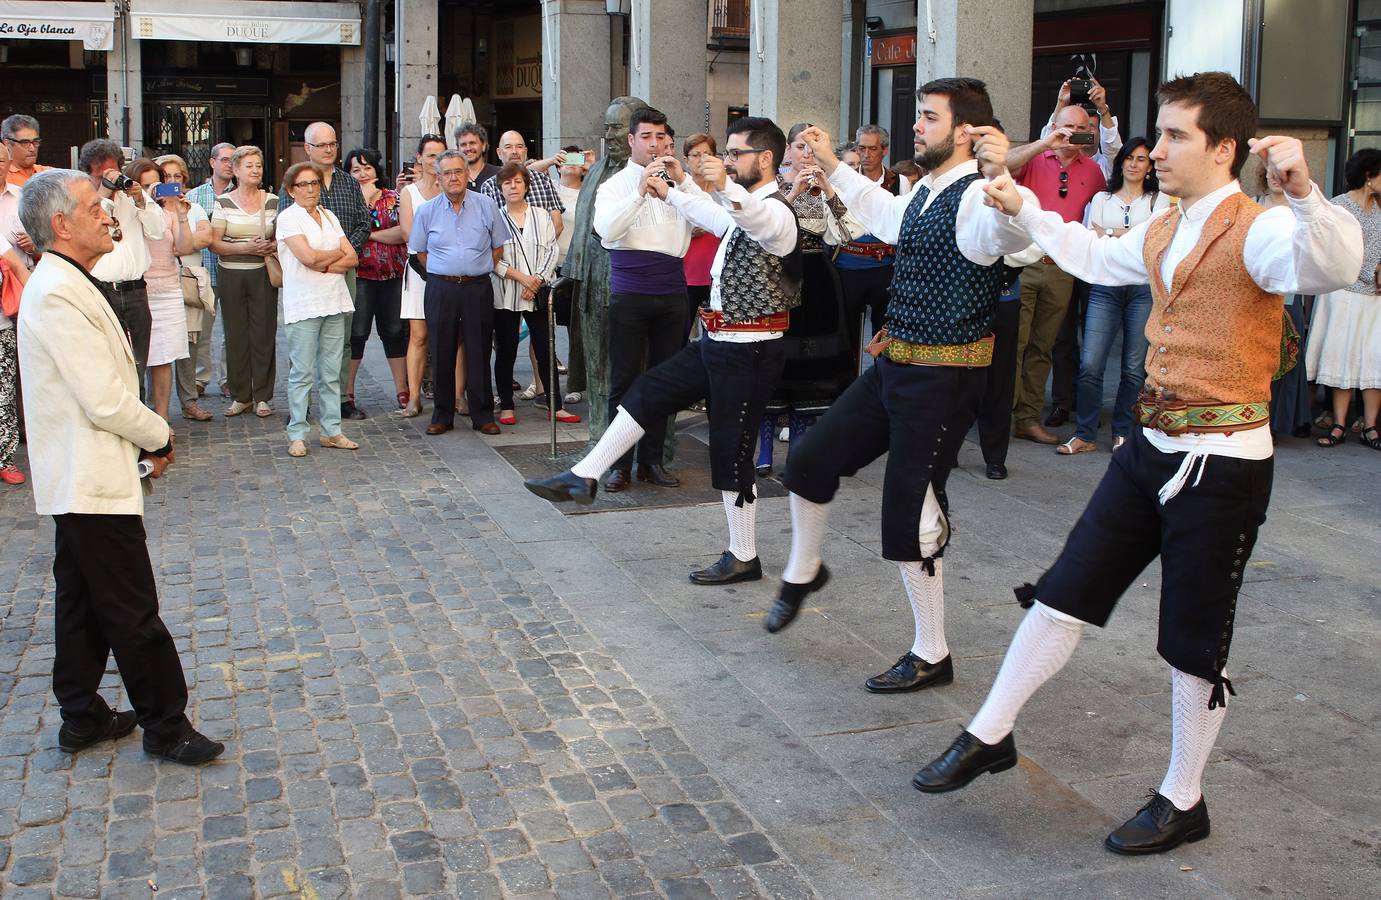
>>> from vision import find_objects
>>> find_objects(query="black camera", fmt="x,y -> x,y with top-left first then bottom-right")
103,173 -> 136,192
1069,131 -> 1096,146
1069,78 -> 1096,113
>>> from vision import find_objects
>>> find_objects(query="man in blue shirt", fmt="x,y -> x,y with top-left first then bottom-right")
408,149 -> 509,434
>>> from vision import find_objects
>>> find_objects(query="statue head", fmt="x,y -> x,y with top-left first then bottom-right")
603,96 -> 649,164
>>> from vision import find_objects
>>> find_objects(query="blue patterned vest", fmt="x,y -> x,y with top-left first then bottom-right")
885,172 -> 1004,345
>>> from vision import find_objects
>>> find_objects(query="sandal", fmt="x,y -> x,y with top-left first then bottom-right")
397,390 -> 409,409
1351,416 -> 1365,434
1316,424 -> 1346,447
1362,425 -> 1381,450
1055,437 -> 1097,455
517,383 -> 538,401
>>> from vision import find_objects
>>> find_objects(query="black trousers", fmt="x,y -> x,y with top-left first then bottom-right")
52,514 -> 190,743
623,337 -> 788,501
784,359 -> 986,561
1035,427 -> 1273,692
352,277 -> 407,359
1050,279 -> 1090,412
101,282 -> 152,396
686,285 -> 711,338
977,299 -> 1022,467
425,278 -> 495,428
838,264 -> 893,362
608,292 -> 686,467
494,305 -> 561,410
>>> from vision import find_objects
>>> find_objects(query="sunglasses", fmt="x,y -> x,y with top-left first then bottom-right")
1058,170 -> 1069,199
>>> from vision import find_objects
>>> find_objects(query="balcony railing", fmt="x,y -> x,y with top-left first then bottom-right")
712,0 -> 749,39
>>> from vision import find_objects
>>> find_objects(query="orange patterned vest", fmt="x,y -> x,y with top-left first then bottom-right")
1140,192 -> 1283,406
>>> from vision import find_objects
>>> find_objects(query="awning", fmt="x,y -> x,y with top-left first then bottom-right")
0,1 -> 115,51
129,0 -> 359,46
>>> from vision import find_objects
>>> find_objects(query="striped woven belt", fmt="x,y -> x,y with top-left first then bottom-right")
883,334 -> 994,368
1134,390 -> 1270,435
699,309 -> 790,333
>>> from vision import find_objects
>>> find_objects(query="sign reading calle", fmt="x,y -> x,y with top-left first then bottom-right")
0,1 -> 115,51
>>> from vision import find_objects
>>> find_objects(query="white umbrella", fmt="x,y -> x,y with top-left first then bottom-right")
419,95 -> 441,141
444,94 -> 465,148
460,97 -> 477,128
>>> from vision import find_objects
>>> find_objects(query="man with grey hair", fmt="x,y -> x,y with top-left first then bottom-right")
184,141 -> 235,408
3,114 -> 49,187
80,138 -> 166,392
17,169 -> 223,765
280,122 -> 371,418
456,123 -> 500,190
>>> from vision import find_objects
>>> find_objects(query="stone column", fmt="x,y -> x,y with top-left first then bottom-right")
341,46 -> 388,155
915,0 -> 1034,140
748,0 -> 842,133
628,0 -> 707,139
108,28 -> 143,152
541,0 -> 612,156
396,0 -> 439,172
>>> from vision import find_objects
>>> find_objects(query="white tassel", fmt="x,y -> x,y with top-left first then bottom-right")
1157,451 -> 1208,505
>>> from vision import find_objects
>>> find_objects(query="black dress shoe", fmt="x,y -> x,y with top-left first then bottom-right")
636,463 -> 680,487
864,652 -> 953,693
58,709 -> 137,753
341,399 -> 368,420
689,551 -> 763,585
985,463 -> 1008,480
605,468 -> 632,492
1105,792 -> 1210,855
912,730 -> 1018,793
1044,406 -> 1070,427
764,564 -> 831,633
525,470 -> 598,505
143,729 -> 226,765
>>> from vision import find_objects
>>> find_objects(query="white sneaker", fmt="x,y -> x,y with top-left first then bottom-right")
778,426 -> 790,443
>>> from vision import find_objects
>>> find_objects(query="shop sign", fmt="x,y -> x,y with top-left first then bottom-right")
870,33 -> 917,68
0,1 -> 115,51
129,1 -> 359,46
493,17 -> 543,100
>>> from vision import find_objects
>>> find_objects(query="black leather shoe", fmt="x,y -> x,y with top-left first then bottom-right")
865,652 -> 954,693
605,468 -> 633,492
341,399 -> 368,420
58,709 -> 137,753
636,463 -> 680,487
1044,406 -> 1070,427
912,730 -> 1018,793
689,551 -> 763,585
1105,792 -> 1210,855
144,729 -> 225,765
985,463 -> 1008,480
525,470 -> 598,505
764,564 -> 831,633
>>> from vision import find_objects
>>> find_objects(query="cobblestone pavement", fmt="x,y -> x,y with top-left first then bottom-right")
0,364 -> 813,898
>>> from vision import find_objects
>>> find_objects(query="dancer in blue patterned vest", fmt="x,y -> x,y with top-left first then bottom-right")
524,118 -> 803,586
763,78 -> 1033,695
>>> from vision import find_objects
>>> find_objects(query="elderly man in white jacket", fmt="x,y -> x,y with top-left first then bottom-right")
17,170 -> 223,765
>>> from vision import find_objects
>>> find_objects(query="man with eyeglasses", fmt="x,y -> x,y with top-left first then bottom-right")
280,122 -> 371,419
2,115 -> 50,188
185,142 -> 236,403
1002,104 -> 1106,445
525,117 -> 800,588
589,106 -> 692,492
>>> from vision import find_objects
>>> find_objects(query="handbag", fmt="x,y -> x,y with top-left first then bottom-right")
179,262 -> 215,312
1273,305 -> 1301,382
259,202 -> 283,289
550,274 -> 576,326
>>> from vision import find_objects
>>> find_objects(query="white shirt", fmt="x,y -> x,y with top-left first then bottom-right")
275,204 -> 354,324
0,182 -> 30,268
831,158 -> 1035,267
1040,114 -> 1125,180
90,190 -> 167,283
666,177 -> 798,343
555,180 -> 579,265
492,204 -> 560,312
592,160 -> 692,257
1084,190 -> 1171,233
1000,178 -> 1364,465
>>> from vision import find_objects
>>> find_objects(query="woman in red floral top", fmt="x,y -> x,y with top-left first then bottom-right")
346,148 -> 409,410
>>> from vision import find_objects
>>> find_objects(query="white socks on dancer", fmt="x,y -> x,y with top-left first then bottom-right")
1159,668 -> 1227,811
967,601 -> 1084,745
781,492 -> 828,584
571,407 -> 645,479
900,560 -> 948,664
722,492 -> 758,562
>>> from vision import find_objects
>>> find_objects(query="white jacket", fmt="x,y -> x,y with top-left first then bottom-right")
17,252 -> 171,516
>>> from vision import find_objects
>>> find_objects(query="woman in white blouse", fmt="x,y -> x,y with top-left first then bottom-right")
276,162 -> 361,457
491,163 -> 580,425
1059,138 -> 1171,455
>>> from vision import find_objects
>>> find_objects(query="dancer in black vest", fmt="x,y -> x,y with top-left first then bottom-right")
525,118 -> 802,585
764,79 -> 1033,694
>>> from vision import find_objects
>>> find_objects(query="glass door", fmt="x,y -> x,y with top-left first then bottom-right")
1348,20 -> 1381,157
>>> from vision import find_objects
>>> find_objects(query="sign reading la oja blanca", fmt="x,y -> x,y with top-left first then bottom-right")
131,11 -> 359,46
0,1 -> 115,51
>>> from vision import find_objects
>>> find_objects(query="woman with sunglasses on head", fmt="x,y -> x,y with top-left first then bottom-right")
1056,137 -> 1169,456
344,147 -> 409,410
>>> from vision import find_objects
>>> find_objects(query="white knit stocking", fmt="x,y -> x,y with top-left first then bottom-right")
900,560 -> 948,664
722,491 -> 758,562
968,601 -> 1084,745
781,492 -> 828,584
571,407 -> 645,479
1158,667 -> 1227,811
